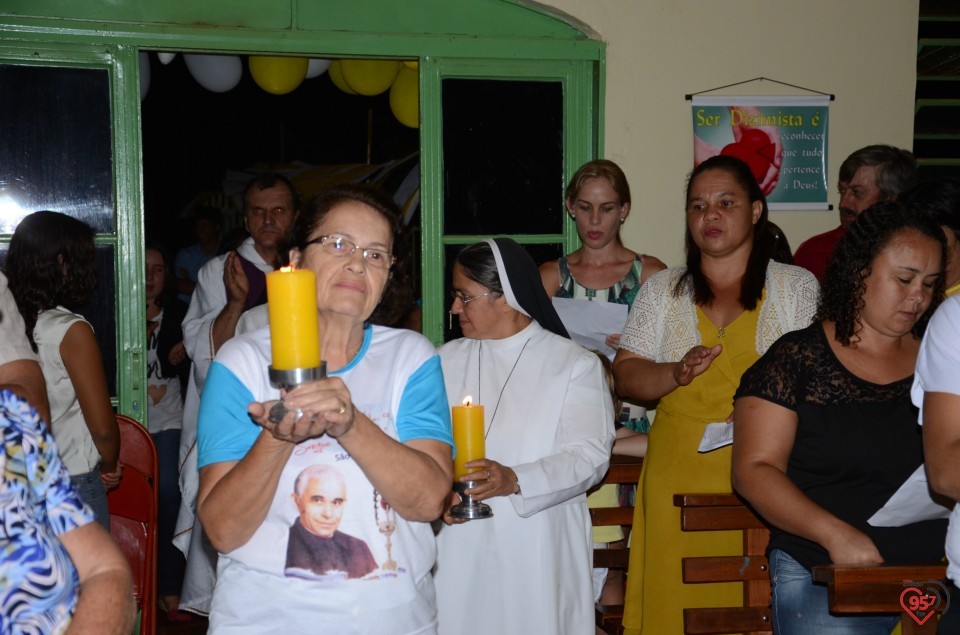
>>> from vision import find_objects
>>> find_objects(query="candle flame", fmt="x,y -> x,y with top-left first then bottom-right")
462,396 -> 473,406
280,265 -> 293,273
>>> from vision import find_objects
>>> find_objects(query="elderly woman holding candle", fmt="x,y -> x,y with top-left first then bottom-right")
194,184 -> 453,635
435,238 -> 616,635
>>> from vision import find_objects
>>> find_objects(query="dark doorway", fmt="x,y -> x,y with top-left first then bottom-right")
140,53 -> 419,252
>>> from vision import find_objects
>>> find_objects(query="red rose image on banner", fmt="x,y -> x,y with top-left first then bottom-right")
720,128 -> 777,182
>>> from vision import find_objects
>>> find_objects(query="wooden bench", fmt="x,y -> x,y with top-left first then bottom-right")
674,493 -> 772,635
812,564 -> 948,635
676,493 -> 950,634
591,455 -> 644,635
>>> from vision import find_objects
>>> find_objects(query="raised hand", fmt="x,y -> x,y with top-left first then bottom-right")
223,251 -> 250,307
673,344 -> 723,386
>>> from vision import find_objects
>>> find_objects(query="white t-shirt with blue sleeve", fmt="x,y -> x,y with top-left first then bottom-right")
197,324 -> 452,635
912,294 -> 960,584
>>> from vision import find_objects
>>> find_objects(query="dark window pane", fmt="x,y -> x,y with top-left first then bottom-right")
442,79 -> 563,235
0,243 -> 117,396
84,245 -> 117,396
0,65 -> 114,234
522,243 -> 564,267
443,244 -> 467,342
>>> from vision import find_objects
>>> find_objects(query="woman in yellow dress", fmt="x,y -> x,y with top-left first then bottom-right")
613,155 -> 820,634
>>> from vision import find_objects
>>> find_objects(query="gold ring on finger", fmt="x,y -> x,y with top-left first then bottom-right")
338,401 -> 347,415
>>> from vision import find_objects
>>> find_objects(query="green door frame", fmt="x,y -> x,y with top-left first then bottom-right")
0,1 -> 605,415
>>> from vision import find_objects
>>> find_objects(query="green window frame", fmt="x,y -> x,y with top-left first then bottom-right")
0,42 -> 146,417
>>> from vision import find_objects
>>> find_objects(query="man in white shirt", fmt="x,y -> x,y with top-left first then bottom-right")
176,172 -> 299,614
913,295 -> 960,632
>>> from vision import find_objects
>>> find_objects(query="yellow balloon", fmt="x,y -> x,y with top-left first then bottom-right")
328,60 -> 357,95
390,66 -> 419,129
403,60 -> 419,70
340,59 -> 401,96
249,56 -> 308,95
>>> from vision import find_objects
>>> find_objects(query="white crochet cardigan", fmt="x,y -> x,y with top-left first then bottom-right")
620,261 -> 820,363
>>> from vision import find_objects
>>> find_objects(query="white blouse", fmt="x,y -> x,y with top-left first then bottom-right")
620,260 -> 820,362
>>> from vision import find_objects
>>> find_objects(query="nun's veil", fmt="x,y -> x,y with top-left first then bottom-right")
481,238 -> 570,339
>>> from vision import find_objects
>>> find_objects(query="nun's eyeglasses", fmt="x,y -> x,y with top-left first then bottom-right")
451,290 -> 492,306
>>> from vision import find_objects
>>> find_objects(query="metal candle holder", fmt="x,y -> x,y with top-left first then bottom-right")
267,363 -> 327,423
450,480 -> 493,520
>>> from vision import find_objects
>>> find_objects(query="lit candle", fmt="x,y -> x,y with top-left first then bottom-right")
266,266 -> 321,370
452,397 -> 485,480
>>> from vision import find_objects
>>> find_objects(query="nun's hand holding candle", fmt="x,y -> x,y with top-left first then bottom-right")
194,185 -> 453,634
435,237 -> 616,635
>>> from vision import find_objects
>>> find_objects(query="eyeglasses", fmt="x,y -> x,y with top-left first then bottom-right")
305,235 -> 396,269
451,290 -> 492,306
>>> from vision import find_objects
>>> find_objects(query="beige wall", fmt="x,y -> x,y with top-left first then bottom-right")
544,0 -> 919,267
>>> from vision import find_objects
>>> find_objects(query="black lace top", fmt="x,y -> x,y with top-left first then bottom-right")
735,322 -> 947,570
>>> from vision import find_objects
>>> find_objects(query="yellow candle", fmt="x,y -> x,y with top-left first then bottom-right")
452,397 -> 485,479
266,266 -> 321,370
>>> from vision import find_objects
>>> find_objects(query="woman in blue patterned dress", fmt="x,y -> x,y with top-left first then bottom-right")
0,390 -> 134,634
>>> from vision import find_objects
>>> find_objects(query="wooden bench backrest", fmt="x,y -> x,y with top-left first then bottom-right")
675,493 -> 948,635
591,456 -> 643,635
674,493 -> 773,635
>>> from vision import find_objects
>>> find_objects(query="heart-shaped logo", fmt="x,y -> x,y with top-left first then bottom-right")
900,586 -> 937,626
720,128 -> 775,182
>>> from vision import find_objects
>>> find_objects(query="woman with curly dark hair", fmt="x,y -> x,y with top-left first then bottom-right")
194,183 -> 452,633
5,211 -> 120,529
732,200 -> 948,634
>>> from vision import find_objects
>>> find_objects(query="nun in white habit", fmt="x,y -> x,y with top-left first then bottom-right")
435,237 -> 615,635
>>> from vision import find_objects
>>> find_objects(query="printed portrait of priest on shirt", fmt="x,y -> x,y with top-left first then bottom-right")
284,464 -> 377,580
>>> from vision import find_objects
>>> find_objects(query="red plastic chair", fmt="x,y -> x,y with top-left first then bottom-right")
108,414 -> 158,635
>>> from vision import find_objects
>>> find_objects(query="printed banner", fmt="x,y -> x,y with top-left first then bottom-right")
692,95 -> 830,210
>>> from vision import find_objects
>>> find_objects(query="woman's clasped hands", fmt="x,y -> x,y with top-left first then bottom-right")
248,376 -> 357,444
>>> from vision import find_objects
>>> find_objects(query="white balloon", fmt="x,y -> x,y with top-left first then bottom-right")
139,51 -> 151,101
305,58 -> 332,79
184,54 -> 243,93
157,52 -> 177,65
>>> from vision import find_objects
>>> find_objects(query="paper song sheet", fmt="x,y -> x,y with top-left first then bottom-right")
868,465 -> 954,527
551,297 -> 629,359
698,421 -> 734,453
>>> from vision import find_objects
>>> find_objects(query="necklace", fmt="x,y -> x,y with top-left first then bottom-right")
717,327 -> 727,338
478,338 -> 531,439
373,490 -> 397,571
